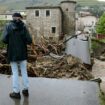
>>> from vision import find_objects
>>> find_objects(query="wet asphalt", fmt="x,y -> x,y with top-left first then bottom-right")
0,74 -> 100,105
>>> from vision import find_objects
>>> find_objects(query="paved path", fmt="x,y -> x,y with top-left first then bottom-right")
92,59 -> 105,93
0,75 -> 99,105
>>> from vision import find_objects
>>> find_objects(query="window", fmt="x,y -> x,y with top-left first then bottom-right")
46,10 -> 50,16
5,15 -> 7,18
35,10 -> 39,17
66,8 -> 68,11
52,27 -> 56,33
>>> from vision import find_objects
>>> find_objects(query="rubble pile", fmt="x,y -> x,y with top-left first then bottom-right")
28,55 -> 93,80
28,41 -> 64,56
27,23 -> 65,56
0,49 -> 11,74
99,51 -> 105,61
0,22 -> 93,80
96,47 -> 105,61
0,24 -> 93,80
0,48 -> 93,80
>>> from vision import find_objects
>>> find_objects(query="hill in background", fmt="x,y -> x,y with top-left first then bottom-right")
0,0 -> 104,10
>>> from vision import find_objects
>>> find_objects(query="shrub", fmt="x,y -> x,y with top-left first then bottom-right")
0,20 -> 8,49
96,13 -> 105,34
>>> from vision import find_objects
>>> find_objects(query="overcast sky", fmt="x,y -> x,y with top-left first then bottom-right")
98,0 -> 105,1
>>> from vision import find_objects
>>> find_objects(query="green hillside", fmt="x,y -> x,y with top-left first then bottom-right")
0,0 -> 104,10
77,0 -> 105,5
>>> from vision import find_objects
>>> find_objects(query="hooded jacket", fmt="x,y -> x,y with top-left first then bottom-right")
1,20 -> 32,62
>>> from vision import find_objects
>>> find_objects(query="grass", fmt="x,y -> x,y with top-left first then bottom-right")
0,20 -> 8,49
99,39 -> 105,43
91,40 -> 100,50
0,31 -> 6,49
100,91 -> 105,105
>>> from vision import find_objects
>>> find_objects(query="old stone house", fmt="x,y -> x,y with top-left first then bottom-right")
26,0 -> 76,40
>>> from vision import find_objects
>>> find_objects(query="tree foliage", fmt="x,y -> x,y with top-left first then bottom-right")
0,20 -> 7,48
96,13 -> 105,34
89,5 -> 104,18
0,20 -> 7,31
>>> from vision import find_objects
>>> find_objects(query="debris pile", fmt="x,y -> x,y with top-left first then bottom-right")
28,36 -> 65,56
99,51 -> 105,61
0,48 -> 93,80
27,23 -> 65,56
0,49 -> 11,74
0,22 -> 93,80
28,54 -> 93,80
0,24 -> 93,80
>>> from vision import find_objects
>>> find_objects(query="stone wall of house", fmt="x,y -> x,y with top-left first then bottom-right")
60,1 -> 76,36
26,8 -> 62,41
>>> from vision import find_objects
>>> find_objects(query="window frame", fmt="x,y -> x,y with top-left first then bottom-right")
52,27 -> 56,33
46,10 -> 50,17
35,10 -> 39,17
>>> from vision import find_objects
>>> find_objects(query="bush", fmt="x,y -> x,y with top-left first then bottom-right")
96,13 -> 105,34
91,41 -> 100,50
0,20 -> 7,31
0,20 -> 8,49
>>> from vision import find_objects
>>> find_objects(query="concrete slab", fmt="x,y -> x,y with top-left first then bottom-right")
0,74 -> 100,105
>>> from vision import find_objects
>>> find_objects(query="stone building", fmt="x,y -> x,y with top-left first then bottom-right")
26,0 -> 76,40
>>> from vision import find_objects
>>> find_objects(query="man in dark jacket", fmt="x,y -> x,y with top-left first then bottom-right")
1,13 -> 32,99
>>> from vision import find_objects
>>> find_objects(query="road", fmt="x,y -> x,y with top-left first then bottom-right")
0,75 -> 99,105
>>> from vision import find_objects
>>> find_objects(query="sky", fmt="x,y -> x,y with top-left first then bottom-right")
98,0 -> 105,1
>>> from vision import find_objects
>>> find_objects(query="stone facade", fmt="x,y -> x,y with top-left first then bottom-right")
26,7 -> 62,40
26,0 -> 76,40
60,1 -> 76,36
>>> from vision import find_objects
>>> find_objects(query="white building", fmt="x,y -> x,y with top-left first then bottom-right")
0,13 -> 12,20
78,16 -> 97,26
0,12 -> 26,23
76,16 -> 98,33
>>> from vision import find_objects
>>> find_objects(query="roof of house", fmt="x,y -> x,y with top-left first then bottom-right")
0,13 -> 12,15
60,0 -> 76,4
26,0 -> 76,10
26,6 -> 61,10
